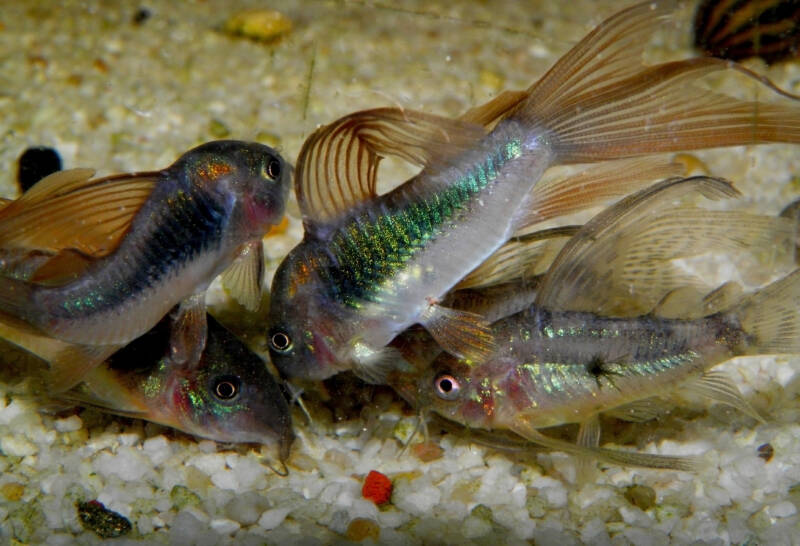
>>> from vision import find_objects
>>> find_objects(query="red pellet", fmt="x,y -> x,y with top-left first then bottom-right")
362,470 -> 392,505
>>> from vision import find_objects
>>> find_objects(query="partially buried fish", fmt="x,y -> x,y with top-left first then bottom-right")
267,0 -> 800,384
57,312 -> 294,464
391,176 -> 800,470
0,140 -> 291,391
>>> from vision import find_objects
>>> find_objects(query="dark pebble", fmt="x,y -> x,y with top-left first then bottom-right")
133,7 -> 152,25
16,146 -> 62,193
757,443 -> 774,462
77,500 -> 132,538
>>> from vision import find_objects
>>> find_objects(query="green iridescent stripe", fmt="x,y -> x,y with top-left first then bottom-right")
328,138 -> 523,307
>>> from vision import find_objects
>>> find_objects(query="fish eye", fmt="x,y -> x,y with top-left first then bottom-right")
264,158 -> 281,180
270,331 -> 292,352
213,375 -> 241,401
433,373 -> 461,400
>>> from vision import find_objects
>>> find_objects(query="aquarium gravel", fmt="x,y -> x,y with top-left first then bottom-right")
2,0 -> 800,544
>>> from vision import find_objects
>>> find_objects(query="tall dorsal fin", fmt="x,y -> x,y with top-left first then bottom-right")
295,107 -> 485,227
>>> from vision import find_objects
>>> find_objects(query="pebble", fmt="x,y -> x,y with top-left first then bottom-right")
16,146 -> 61,192
345,518 -> 380,542
222,9 -> 292,43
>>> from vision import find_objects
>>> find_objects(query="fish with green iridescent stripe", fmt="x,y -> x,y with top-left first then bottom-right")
59,312 -> 294,464
0,140 -> 290,391
267,0 -> 800,383
391,177 -> 800,470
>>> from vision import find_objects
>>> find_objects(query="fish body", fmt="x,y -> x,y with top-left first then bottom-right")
0,140 -> 290,389
416,305 -> 742,430
267,1 -> 800,383
389,176 -> 800,470
62,313 -> 294,460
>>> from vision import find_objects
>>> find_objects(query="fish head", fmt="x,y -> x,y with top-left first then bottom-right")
169,317 -> 295,461
417,353 -> 499,429
267,244 -> 352,381
177,140 -> 292,235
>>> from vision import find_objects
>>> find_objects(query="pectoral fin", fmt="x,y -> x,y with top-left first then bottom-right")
419,303 -> 495,362
352,344 -> 410,385
220,240 -> 264,311
169,294 -> 208,367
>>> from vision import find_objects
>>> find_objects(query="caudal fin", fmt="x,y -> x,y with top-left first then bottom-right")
509,1 -> 800,163
735,269 -> 800,355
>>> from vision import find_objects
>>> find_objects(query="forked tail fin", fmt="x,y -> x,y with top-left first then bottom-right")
508,1 -> 800,163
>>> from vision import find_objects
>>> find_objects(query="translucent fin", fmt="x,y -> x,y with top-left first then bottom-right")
456,226 -> 578,290
59,366 -> 149,415
0,169 -> 158,258
352,344 -> 408,385
419,303 -> 495,362
447,280 -> 541,323
606,398 -> 671,422
536,176 -> 739,313
735,269 -> 800,354
511,1 -> 800,163
652,286 -> 708,319
459,89 -> 529,128
685,370 -> 766,423
520,158 -> 687,229
0,310 -> 118,392
576,416 -> 601,481
28,249 -> 93,285
701,282 -> 744,315
169,294 -> 208,367
295,108 -> 485,227
510,420 -> 699,471
220,240 -> 264,311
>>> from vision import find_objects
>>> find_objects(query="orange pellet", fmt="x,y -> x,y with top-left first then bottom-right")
362,470 -> 392,505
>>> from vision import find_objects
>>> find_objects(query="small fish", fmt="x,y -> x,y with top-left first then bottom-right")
392,177 -> 800,470
0,140 -> 291,390
694,0 -> 800,65
58,312 -> 294,462
267,0 -> 800,383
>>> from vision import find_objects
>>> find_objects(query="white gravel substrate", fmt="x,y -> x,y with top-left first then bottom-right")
3,0 -> 800,544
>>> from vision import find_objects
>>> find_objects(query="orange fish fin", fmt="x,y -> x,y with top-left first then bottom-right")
510,420 -> 699,471
29,249 -> 94,285
419,303 -> 495,362
220,240 -> 264,311
0,169 -> 159,258
535,176 -> 740,313
459,89 -> 529,129
168,294 -> 208,367
511,1 -> 800,163
58,366 -> 150,415
456,226 -> 578,290
296,107 -> 485,226
0,311 -> 118,392
519,158 -> 686,229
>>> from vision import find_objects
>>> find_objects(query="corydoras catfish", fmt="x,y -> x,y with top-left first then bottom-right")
392,177 -> 800,471
0,140 -> 291,390
267,1 -> 800,383
58,312 -> 294,465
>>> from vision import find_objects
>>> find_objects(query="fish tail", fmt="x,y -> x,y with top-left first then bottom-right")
0,275 -> 35,321
734,269 -> 800,355
508,1 -> 800,164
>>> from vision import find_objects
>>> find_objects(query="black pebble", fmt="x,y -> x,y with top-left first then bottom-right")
16,146 -> 62,193
133,7 -> 152,25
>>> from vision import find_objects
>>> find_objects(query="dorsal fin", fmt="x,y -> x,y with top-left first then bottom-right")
295,107 -> 485,227
0,169 -> 159,259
